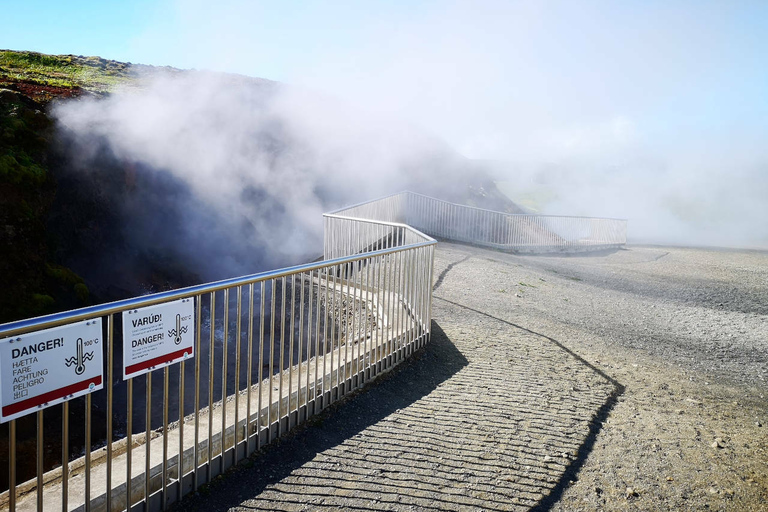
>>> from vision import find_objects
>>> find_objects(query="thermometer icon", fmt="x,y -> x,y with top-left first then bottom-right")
64,338 -> 94,375
168,314 -> 188,345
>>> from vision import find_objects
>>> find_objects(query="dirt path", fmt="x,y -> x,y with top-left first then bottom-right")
433,243 -> 768,511
173,243 -> 768,511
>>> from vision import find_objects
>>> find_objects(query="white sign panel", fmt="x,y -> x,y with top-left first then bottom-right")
0,319 -> 104,423
122,298 -> 194,379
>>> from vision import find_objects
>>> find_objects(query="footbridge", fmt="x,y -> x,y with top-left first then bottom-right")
0,192 -> 626,511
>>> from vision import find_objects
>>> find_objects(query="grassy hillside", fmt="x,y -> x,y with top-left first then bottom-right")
0,49 -> 152,99
0,50 -> 145,322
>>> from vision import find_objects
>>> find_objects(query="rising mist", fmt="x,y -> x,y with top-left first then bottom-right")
51,70 -> 476,294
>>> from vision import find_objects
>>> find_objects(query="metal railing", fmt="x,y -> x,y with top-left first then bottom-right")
0,196 -> 435,511
0,190 -> 625,511
402,192 -> 627,252
325,191 -> 627,254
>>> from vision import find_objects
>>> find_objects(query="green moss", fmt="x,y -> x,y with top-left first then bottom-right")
0,153 -> 47,185
30,293 -> 55,312
74,283 -> 89,303
0,50 -> 137,94
0,51 -> 70,70
46,264 -> 85,286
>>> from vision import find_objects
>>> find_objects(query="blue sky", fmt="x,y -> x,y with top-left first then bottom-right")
3,0 -> 767,162
4,0 -> 768,245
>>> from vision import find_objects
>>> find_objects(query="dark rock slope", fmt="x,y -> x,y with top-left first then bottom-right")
1,50 -> 521,324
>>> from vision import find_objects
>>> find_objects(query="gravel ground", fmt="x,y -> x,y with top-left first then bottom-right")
172,242 -> 767,511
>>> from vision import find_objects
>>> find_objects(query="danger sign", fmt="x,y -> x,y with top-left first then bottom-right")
122,298 -> 194,379
0,319 -> 104,423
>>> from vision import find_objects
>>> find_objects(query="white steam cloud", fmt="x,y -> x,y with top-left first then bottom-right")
54,0 -> 768,252
53,72 -> 458,281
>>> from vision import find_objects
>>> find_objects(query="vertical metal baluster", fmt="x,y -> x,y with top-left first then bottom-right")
37,410 -> 43,511
412,247 -> 419,349
371,254 -> 378,372
336,266 -> 343,395
144,374 -> 151,507
221,288 -> 229,473
357,215 -> 362,254
61,401 -> 68,512
356,251 -> 365,386
323,216 -> 327,259
327,268 -> 334,402
178,356 -> 185,503
411,247 -> 424,346
372,253 -> 378,376
296,274 -> 304,420
105,314 -> 114,512
9,419 -> 15,511
349,260 -> 356,389
413,246 -> 421,344
410,247 -> 418,350
305,273 -> 313,415
246,283 -> 254,455
162,366 -> 169,510
401,249 -> 409,357
392,249 -> 400,362
234,286 -> 242,464
193,294 -> 202,491
84,392 -> 93,511
258,281 -> 265,449
498,212 -> 503,245
350,257 -> 358,389
428,245 -> 434,337
434,199 -> 439,238
322,268 -> 329,405
422,246 -> 428,343
269,280 -> 276,437
377,253 -> 385,371
289,276 -> 296,426
345,219 -> 350,256
315,270 -> 322,409
369,253 -> 376,373
279,277 -> 286,435
362,255 -> 370,383
416,246 -> 423,344
207,291 -> 215,482
398,249 -> 405,361
467,206 -> 472,242
341,264 -> 349,394
333,267 -> 340,398
126,378 -> 133,510
387,251 -> 395,367
391,249 -> 399,362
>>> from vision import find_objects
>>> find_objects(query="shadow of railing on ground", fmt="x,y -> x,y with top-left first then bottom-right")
173,301 -> 626,512
170,321 -> 468,511
434,297 -> 625,512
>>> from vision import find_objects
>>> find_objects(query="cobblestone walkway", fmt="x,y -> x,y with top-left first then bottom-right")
174,249 -> 621,511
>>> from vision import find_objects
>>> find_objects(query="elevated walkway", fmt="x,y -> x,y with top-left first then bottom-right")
173,243 -> 622,511
1,192 -> 626,512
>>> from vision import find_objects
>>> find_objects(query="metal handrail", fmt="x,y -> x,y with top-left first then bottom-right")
402,191 -> 627,251
0,193 -> 436,512
0,189 -> 625,511
404,190 -> 628,222
0,241 -> 434,339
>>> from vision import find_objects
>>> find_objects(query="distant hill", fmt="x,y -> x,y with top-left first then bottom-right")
0,50 -> 522,324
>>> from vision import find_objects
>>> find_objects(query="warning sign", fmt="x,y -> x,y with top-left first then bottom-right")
122,298 -> 194,379
0,319 -> 104,423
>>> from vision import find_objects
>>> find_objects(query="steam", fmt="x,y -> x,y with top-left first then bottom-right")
126,0 -> 763,251
53,0 -> 768,255
485,130 -> 768,249
52,71 -> 458,285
